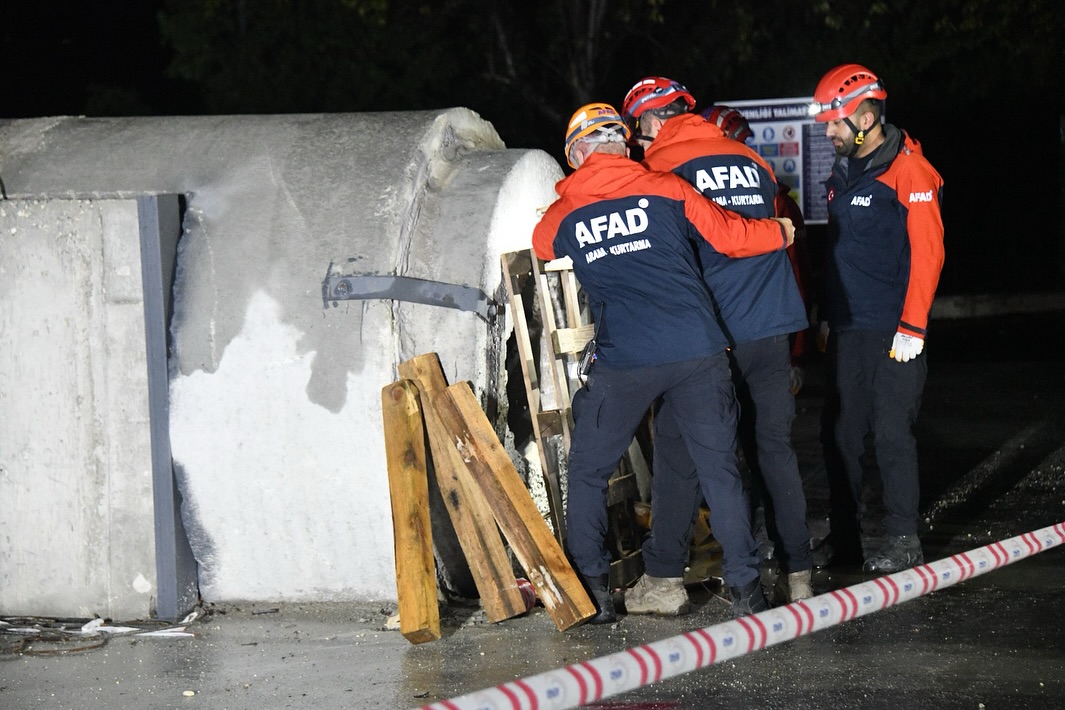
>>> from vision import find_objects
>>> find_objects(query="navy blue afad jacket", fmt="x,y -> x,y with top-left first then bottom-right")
823,124 -> 945,337
642,114 -> 808,346
532,153 -> 789,368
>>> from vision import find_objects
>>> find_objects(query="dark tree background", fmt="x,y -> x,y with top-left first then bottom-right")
4,0 -> 1064,295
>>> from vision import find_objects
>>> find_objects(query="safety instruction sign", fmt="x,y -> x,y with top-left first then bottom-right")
722,96 -> 835,224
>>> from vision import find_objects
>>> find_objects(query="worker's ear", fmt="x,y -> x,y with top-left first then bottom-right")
649,114 -> 664,134
570,141 -> 587,168
860,109 -> 876,132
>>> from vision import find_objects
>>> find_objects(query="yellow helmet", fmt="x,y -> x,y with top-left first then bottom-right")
563,103 -> 631,168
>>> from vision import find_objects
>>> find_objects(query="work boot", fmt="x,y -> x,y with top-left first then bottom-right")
774,569 -> 813,603
582,574 -> 617,625
864,535 -> 924,573
624,574 -> 690,616
729,578 -> 769,618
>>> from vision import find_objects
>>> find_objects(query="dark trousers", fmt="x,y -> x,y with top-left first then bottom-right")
731,334 -> 812,573
567,353 -> 760,589
831,329 -> 927,537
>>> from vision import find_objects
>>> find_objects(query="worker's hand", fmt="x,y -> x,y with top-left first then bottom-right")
772,217 -> 795,246
889,332 -> 924,362
816,321 -> 830,353
789,365 -> 805,395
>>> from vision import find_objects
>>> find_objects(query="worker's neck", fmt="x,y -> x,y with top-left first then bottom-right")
854,127 -> 884,158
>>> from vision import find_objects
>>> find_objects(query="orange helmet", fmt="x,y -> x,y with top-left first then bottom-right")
701,105 -> 753,143
621,76 -> 696,130
811,64 -> 887,122
563,103 -> 630,168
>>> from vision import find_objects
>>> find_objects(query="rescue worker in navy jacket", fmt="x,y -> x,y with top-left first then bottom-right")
617,78 -> 814,613
809,64 -> 945,573
532,103 -> 795,622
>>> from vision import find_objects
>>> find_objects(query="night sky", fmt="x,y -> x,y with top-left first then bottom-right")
5,2 -> 196,118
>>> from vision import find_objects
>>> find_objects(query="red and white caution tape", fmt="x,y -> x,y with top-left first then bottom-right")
420,521 -> 1065,710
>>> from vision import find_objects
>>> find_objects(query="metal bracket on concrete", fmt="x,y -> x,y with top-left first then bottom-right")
323,274 -> 497,321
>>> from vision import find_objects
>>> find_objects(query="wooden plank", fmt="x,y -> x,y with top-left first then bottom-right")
609,551 -> 645,591
504,250 -> 647,616
606,472 -> 639,507
560,268 -> 582,328
380,379 -> 440,644
536,410 -> 565,439
542,256 -> 574,271
551,323 -> 595,355
433,381 -> 596,631
532,255 -> 574,451
397,353 -> 528,623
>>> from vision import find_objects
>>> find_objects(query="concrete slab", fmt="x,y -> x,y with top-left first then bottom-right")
0,198 -> 160,621
0,113 -> 565,608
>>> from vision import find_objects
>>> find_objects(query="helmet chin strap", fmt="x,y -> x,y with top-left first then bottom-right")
843,115 -> 866,157
628,115 -> 657,145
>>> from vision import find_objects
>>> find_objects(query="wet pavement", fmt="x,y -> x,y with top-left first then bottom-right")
2,311 -> 1064,709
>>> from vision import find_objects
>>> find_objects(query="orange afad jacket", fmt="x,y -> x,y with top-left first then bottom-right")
823,124 -> 945,337
640,113 -> 809,350
531,152 -> 788,367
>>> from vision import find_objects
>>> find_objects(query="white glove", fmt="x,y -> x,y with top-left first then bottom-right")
789,365 -> 805,395
889,332 -> 924,362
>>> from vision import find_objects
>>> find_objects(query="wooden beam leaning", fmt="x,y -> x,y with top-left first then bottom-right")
433,381 -> 596,631
380,379 -> 440,644
397,353 -> 528,623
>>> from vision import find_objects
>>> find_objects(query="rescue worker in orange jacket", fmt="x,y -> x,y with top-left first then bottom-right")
704,104 -> 818,391
617,79 -> 813,613
809,64 -> 945,573
532,102 -> 795,622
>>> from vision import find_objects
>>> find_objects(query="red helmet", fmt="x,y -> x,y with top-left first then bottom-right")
701,105 -> 753,143
811,64 -> 887,122
563,102 -> 630,168
621,76 -> 696,129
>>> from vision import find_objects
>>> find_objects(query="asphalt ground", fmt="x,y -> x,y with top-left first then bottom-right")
2,310 -> 1064,710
